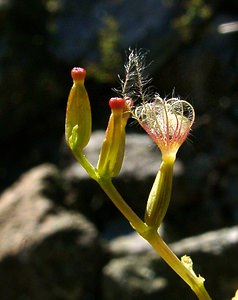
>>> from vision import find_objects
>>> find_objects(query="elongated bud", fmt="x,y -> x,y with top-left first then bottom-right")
65,67 -> 92,154
145,158 -> 174,229
97,97 -> 132,178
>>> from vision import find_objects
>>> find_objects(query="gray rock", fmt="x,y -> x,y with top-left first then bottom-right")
0,164 -> 106,300
102,226 -> 238,300
108,231 -> 155,257
102,255 -> 168,300
64,130 -> 183,234
65,130 -> 164,178
108,225 -> 164,257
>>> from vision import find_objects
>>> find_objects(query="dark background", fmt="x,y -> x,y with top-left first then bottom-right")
0,0 -> 238,225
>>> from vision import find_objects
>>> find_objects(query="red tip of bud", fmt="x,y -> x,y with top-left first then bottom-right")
71,67 -> 86,81
109,97 -> 125,110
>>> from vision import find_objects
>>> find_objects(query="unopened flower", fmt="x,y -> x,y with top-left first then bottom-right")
133,95 -> 195,161
65,67 -> 92,154
97,97 -> 133,178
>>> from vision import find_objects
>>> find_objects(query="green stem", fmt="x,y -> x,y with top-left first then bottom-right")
97,178 -> 212,300
74,151 -> 212,300
98,178 -> 212,300
73,150 -> 146,233
72,150 -> 99,181
98,178 -> 146,234
141,229 -> 212,300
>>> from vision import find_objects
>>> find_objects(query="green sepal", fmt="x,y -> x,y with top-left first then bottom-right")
65,79 -> 92,152
97,110 -> 126,178
96,97 -> 132,178
145,157 -> 175,229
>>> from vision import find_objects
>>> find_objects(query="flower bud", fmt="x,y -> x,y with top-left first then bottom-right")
97,97 -> 132,178
65,67 -> 92,154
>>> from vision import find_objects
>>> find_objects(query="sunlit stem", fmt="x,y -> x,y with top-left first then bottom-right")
98,178 -> 146,233
74,148 -> 211,300
141,228 -> 212,300
71,149 -> 99,181
73,149 -> 146,233
98,176 -> 212,300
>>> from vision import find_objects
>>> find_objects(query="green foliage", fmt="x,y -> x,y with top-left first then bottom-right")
87,15 -> 122,82
172,0 -> 213,41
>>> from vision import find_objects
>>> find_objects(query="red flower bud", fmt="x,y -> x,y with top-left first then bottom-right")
71,67 -> 86,82
65,67 -> 92,153
109,97 -> 126,110
96,97 -> 131,178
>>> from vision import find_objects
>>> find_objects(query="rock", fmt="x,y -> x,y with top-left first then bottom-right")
1,1 -> 238,243
65,130 -> 167,178
0,164 -> 106,300
64,130 -> 183,233
108,231 -> 152,257
102,226 -> 238,300
108,225 -> 164,257
102,255 -> 168,300
64,130 -> 225,241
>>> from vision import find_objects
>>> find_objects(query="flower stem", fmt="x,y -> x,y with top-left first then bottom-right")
72,150 -> 99,181
72,151 -> 146,233
97,178 -> 212,300
98,178 -> 147,234
141,229 -> 212,300
73,151 -> 212,300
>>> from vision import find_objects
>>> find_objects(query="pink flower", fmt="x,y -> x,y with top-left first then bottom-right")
133,95 -> 195,159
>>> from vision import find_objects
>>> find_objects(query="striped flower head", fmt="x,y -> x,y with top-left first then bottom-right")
133,95 -> 195,159
116,49 -> 195,160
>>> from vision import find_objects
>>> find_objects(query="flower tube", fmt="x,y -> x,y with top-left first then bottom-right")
97,97 -> 132,178
65,67 -> 92,154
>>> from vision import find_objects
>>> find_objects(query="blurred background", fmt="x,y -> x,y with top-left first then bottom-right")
0,0 -> 238,299
0,0 -> 237,194
1,0 -> 238,232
